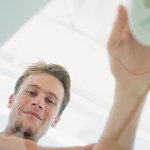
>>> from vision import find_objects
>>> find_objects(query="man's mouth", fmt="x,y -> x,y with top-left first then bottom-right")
23,111 -> 42,120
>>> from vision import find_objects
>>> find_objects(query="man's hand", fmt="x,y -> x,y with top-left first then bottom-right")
108,5 -> 150,75
107,5 -> 150,96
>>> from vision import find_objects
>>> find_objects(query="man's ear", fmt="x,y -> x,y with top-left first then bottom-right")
7,94 -> 15,108
51,116 -> 60,128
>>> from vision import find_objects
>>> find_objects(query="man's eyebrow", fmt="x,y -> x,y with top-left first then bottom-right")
28,84 -> 59,100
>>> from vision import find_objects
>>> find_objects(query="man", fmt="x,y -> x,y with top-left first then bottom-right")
0,5 -> 150,150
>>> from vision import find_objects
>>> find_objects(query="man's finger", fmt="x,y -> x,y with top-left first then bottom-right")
107,5 -> 128,50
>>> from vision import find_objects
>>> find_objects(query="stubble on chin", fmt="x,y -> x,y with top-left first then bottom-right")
14,121 -> 36,140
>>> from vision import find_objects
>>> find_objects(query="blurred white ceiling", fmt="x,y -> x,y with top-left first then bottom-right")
0,0 -> 150,149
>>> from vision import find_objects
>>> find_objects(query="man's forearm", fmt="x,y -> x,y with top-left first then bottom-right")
93,83 -> 148,150
38,144 -> 95,150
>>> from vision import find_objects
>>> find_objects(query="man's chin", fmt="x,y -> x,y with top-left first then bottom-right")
15,122 -> 38,140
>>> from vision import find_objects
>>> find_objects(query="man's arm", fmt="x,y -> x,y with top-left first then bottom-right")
39,144 -> 95,150
0,134 -> 37,150
93,5 -> 150,150
0,134 -> 94,150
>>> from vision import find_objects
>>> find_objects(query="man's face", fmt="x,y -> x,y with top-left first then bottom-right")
7,73 -> 64,140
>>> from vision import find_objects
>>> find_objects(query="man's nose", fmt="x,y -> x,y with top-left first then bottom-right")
31,95 -> 45,110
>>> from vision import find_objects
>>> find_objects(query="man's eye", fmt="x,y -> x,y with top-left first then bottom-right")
46,98 -> 55,105
26,90 -> 36,96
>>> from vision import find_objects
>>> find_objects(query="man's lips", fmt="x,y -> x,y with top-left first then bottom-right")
23,111 -> 42,120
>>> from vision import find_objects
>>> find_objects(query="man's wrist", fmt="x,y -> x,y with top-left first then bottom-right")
116,79 -> 149,99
